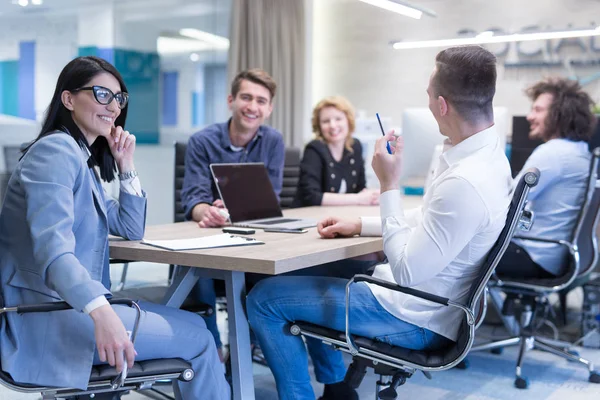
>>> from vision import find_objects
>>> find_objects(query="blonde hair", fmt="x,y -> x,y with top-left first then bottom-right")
312,96 -> 356,152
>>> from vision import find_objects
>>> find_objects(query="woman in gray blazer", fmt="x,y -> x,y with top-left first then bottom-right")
0,56 -> 229,399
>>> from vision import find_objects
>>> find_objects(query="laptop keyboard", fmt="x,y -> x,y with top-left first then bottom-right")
256,218 -> 300,225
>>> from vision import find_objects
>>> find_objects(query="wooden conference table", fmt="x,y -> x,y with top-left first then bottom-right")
109,199 -> 422,400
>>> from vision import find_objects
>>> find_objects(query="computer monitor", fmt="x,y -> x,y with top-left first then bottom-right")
510,116 -> 543,177
400,107 -> 509,183
400,108 -> 444,184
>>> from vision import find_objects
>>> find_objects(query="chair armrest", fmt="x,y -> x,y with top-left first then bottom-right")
512,236 -> 573,248
344,274 -> 475,356
353,274 -> 449,306
2,298 -> 142,390
10,298 -> 135,314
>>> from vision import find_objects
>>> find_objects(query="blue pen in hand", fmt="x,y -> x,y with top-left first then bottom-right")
376,113 -> 393,155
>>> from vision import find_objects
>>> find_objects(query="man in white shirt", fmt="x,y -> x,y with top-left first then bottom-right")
496,78 -> 595,279
246,45 -> 513,400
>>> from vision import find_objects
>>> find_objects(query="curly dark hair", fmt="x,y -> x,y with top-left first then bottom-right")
526,78 -> 596,142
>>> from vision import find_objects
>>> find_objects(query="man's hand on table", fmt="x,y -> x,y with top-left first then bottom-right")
317,217 -> 362,238
198,199 -> 229,228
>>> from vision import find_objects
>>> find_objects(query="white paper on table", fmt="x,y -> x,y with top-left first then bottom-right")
142,233 -> 263,251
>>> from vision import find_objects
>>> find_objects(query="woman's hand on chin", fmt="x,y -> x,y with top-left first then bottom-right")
109,126 -> 136,172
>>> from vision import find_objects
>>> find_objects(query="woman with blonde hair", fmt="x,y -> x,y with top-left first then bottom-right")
293,96 -> 379,207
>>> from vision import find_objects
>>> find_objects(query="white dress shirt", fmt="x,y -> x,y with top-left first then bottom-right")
360,126 -> 513,341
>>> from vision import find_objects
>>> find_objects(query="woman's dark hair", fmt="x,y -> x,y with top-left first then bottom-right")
526,77 -> 596,142
24,56 -> 128,182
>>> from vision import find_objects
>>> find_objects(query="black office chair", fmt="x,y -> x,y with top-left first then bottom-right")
470,148 -> 600,389
289,168 -> 540,400
281,147 -> 301,209
557,147 -> 600,324
113,142 -> 212,315
0,298 -> 193,400
174,141 -> 187,223
112,142 -> 188,292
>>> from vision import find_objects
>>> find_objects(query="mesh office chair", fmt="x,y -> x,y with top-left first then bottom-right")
0,298 -> 193,400
470,148 -> 600,389
289,168 -> 540,400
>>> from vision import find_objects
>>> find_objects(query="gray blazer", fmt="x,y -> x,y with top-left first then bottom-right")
0,132 -> 146,389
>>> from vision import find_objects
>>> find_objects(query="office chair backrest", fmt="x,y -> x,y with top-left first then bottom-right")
281,147 -> 301,209
174,142 -> 187,223
572,147 -> 600,277
452,168 -> 539,354
3,145 -> 23,173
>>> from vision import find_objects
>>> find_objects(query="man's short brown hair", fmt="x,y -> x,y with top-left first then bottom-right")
231,68 -> 277,101
526,77 -> 596,142
432,45 -> 497,122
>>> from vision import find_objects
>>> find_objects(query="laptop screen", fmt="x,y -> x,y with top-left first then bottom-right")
210,163 -> 283,222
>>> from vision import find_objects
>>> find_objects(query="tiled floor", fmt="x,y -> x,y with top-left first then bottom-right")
2,262 -> 600,400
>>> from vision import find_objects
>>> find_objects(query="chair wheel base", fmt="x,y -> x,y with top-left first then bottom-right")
589,371 -> 600,383
455,359 -> 470,370
491,347 -> 503,355
514,376 -> 529,389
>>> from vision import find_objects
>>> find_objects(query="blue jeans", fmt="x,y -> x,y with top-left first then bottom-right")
192,260 -> 379,350
93,301 -> 230,400
246,275 -> 452,400
192,277 -> 223,348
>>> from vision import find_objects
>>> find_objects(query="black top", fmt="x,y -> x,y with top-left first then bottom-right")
293,138 -> 366,207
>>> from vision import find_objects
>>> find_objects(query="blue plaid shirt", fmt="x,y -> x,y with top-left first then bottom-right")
181,119 -> 285,220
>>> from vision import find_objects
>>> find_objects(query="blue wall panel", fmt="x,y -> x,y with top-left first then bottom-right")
78,47 -> 115,65
96,48 -> 115,66
162,71 -> 178,126
114,49 -> 160,144
191,91 -> 205,127
1,60 -> 19,117
18,41 -> 35,120
79,47 -> 160,144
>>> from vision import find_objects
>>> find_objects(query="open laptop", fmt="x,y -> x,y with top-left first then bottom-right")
210,163 -> 316,229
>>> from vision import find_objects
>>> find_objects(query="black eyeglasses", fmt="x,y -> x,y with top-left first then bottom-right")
73,85 -> 129,109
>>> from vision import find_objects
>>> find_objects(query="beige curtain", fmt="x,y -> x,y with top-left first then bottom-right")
228,0 -> 306,147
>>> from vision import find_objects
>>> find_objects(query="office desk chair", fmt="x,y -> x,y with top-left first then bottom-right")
0,298 -> 193,400
289,168 -> 540,400
111,142 -> 213,317
470,148 -> 600,389
281,147 -> 301,209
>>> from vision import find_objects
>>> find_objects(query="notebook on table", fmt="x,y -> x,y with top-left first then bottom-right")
142,233 -> 263,251
210,163 -> 316,230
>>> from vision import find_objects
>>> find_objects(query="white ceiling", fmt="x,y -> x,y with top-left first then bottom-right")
0,0 -> 231,37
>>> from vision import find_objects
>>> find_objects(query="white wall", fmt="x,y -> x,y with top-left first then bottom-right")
133,145 -> 175,225
160,51 -> 229,145
312,0 -> 600,135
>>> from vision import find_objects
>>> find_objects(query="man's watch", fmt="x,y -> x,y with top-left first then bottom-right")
118,170 -> 138,180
